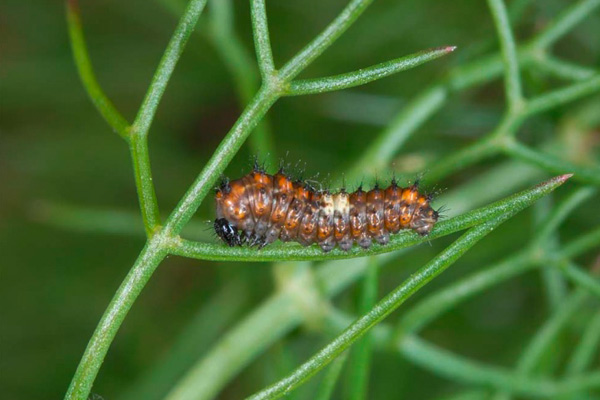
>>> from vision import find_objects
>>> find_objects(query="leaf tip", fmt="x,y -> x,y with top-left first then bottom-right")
557,173 -> 574,182
444,45 -> 457,53
537,173 -> 573,189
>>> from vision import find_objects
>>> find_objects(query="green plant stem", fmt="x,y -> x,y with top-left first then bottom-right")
398,252 -> 533,334
128,0 -> 208,234
502,139 -> 600,185
250,0 -> 275,79
346,259 -> 378,400
206,0 -> 275,157
531,54 -> 598,81
519,290 -> 589,374
486,0 -> 524,111
161,0 -> 277,157
246,207 -> 559,400
314,352 -> 349,400
559,226 -> 600,259
287,47 -> 456,96
64,235 -> 170,400
528,0 -> 600,50
165,292 -> 303,400
65,0 -> 130,139
130,136 -> 162,235
525,75 -> 600,115
119,278 -> 248,400
350,85 -> 448,176
397,334 -> 600,397
560,262 -> 600,299
566,310 -> 600,375
532,187 -> 597,247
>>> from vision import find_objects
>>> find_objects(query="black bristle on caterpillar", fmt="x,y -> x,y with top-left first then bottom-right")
214,168 -> 439,252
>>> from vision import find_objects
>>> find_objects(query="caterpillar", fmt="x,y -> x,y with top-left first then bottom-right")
214,166 -> 439,252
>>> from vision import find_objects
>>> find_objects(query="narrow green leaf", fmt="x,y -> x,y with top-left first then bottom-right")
287,47 -> 456,96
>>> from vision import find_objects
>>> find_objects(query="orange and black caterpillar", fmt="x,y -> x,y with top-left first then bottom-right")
214,166 -> 439,252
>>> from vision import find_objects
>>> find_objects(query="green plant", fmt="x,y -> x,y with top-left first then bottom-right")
64,0 -> 600,399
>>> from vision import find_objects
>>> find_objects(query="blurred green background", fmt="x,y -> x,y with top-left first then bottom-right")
1,0 -> 599,399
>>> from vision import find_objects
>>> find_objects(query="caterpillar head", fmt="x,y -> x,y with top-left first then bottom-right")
214,218 -> 242,246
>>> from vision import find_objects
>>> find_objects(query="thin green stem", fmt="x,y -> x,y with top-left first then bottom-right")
517,290 -> 589,374
287,47 -> 456,96
398,252 -> 533,334
65,0 -> 130,139
250,0 -> 276,80
420,136 -> 500,185
531,187 -> 597,247
207,0 -> 276,157
525,74 -> 600,116
531,54 -> 598,82
486,0 -> 524,111
346,259 -> 378,400
128,0 -> 209,233
397,335 -> 600,397
502,140 -> 600,186
314,352 -> 349,400
528,0 -> 600,50
566,310 -> 600,375
165,292 -> 302,400
279,0 -> 374,81
349,85 -> 448,177
64,234 -> 170,400
559,226 -> 600,260
560,262 -> 600,299
119,278 -> 249,400
130,136 -> 162,235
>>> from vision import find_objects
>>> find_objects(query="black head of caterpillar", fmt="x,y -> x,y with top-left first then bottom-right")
214,168 -> 439,252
